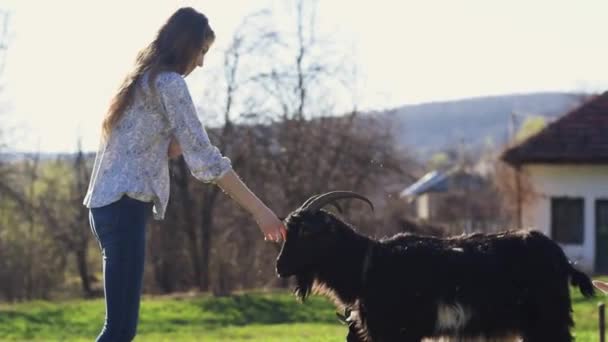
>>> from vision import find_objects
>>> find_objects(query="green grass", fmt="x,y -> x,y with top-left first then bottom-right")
0,282 -> 606,342
0,291 -> 344,341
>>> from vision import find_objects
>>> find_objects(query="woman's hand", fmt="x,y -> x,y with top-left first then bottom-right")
168,137 -> 182,159
254,207 -> 287,243
215,170 -> 287,243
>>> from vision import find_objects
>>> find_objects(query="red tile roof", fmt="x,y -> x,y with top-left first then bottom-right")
502,92 -> 608,165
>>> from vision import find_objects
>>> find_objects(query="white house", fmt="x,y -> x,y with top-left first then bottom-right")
399,168 -> 487,231
502,92 -> 608,274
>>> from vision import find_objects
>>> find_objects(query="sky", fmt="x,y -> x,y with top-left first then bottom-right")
1,0 -> 608,153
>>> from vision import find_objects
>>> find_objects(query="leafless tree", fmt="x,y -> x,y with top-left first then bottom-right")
0,3 -> 417,300
34,146 -> 94,297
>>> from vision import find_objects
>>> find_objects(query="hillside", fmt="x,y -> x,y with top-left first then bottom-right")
1,92 -> 589,161
377,92 -> 585,157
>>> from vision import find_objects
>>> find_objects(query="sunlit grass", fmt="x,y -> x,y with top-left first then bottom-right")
0,281 -> 606,341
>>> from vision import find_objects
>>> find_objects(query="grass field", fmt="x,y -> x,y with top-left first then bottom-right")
0,284 -> 606,342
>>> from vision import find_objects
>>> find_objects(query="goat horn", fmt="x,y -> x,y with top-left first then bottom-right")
299,194 -> 344,213
299,194 -> 321,210
304,191 -> 374,212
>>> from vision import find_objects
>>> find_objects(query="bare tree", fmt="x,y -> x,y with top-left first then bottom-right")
149,0 -> 406,294
33,141 -> 95,298
70,141 -> 95,296
200,0 -> 413,292
0,2 -> 416,299
0,10 -> 13,184
24,152 -> 40,299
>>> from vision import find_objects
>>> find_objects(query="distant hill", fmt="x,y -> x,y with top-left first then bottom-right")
2,92 -> 587,162
376,92 -> 586,157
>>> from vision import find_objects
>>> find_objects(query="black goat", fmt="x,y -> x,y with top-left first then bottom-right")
276,191 -> 595,342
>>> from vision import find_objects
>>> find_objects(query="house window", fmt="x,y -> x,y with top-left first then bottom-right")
551,197 -> 584,244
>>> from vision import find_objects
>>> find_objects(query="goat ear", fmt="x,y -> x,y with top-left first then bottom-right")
593,280 -> 608,294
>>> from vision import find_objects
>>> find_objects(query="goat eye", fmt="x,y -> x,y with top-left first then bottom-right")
299,228 -> 312,237
299,225 -> 322,237
299,226 -> 316,236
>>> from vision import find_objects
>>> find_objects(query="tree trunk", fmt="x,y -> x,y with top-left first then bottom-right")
75,247 -> 92,297
200,187 -> 219,292
158,259 -> 175,293
200,209 -> 213,292
175,160 -> 203,290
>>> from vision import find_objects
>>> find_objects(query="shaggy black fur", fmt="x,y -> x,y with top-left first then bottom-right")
276,209 -> 595,342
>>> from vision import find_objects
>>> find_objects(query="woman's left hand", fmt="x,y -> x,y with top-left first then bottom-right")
254,207 -> 287,243
168,137 -> 182,159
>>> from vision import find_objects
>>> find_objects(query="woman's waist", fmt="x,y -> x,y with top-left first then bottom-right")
88,161 -> 170,199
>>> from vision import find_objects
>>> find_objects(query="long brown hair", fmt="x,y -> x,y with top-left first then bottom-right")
101,7 -> 215,140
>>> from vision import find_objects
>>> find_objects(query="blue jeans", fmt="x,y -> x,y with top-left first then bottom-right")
89,195 -> 153,342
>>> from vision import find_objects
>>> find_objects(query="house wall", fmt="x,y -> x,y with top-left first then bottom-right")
416,194 -> 431,220
521,164 -> 608,273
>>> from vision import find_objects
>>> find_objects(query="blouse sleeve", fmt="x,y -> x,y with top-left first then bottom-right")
156,72 -> 232,183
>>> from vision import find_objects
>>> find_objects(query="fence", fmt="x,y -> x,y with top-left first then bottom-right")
601,302 -> 605,342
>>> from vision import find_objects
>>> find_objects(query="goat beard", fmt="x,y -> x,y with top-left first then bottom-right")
294,271 -> 315,302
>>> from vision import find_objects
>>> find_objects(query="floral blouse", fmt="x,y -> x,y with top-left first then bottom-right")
83,71 -> 232,220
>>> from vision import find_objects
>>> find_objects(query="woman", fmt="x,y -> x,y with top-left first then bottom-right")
83,7 -> 286,342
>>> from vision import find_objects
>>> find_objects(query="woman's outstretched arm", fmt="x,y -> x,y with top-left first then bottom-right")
216,169 -> 286,242
157,72 -> 284,241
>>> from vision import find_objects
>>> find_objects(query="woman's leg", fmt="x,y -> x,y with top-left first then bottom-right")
90,196 -> 152,342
